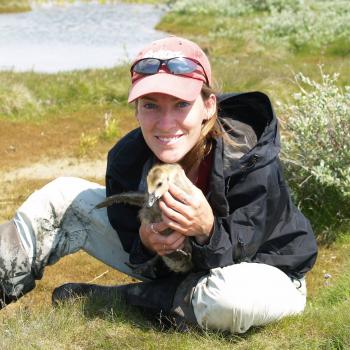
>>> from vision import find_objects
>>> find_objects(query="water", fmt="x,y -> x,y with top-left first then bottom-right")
0,2 -> 167,73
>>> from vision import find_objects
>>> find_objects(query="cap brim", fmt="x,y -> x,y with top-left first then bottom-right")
128,73 -> 203,103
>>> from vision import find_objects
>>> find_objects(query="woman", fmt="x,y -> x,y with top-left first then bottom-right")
0,36 -> 317,333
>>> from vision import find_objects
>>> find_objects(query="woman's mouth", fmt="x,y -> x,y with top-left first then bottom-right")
155,135 -> 184,145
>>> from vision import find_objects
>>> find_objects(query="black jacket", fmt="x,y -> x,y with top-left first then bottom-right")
106,92 -> 318,279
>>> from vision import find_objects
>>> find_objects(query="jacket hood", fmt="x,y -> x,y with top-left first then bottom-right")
217,91 -> 280,176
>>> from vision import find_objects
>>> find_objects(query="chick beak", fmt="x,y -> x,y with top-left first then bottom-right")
147,192 -> 158,208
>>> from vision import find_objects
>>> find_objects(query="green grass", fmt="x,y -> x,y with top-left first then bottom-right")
0,66 -> 131,121
1,236 -> 349,349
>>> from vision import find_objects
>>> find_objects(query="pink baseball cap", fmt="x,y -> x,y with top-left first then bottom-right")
128,36 -> 212,103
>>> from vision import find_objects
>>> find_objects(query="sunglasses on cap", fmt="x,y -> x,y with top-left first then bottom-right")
130,57 -> 209,86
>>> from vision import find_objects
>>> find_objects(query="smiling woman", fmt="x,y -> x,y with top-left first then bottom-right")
0,36 -> 317,335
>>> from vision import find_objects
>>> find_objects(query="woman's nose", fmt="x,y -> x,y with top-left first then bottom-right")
156,108 -> 176,130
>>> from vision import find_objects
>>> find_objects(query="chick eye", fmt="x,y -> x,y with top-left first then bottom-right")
157,182 -> 162,188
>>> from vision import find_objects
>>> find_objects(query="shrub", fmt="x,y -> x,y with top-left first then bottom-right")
247,0 -> 303,12
171,1 -> 350,55
257,1 -> 350,54
170,0 -> 253,17
170,0 -> 302,16
280,68 -> 350,242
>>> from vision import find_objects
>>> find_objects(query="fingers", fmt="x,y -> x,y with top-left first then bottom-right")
150,221 -> 168,233
140,219 -> 188,256
161,190 -> 188,214
158,234 -> 185,256
147,224 -> 186,256
159,202 -> 190,230
160,189 -> 194,223
168,182 -> 194,207
158,181 -> 214,238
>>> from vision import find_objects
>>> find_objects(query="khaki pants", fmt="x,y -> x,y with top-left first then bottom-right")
1,177 -> 306,333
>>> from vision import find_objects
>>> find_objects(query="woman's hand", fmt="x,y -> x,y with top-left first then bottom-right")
139,221 -> 186,256
158,176 -> 214,245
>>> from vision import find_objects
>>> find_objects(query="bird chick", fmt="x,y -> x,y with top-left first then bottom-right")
140,163 -> 193,273
95,163 -> 193,274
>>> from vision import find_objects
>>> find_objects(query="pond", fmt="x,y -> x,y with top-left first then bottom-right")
0,2 -> 167,73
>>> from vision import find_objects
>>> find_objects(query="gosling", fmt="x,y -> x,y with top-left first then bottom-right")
95,163 -> 193,274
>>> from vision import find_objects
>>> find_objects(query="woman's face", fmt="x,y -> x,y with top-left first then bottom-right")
136,92 -> 216,164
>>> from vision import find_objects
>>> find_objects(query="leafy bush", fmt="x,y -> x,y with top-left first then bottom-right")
247,0 -> 303,12
170,0 -> 302,16
280,68 -> 350,241
170,0 -> 253,17
170,0 -> 350,55
257,1 -> 350,54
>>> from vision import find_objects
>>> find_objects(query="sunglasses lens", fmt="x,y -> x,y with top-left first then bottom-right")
131,57 -> 208,85
133,58 -> 160,74
167,57 -> 197,74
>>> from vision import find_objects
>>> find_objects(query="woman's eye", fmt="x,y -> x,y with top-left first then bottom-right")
143,102 -> 157,109
176,101 -> 190,108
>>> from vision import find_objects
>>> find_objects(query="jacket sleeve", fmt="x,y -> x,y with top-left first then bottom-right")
105,130 -> 157,265
190,161 -> 318,278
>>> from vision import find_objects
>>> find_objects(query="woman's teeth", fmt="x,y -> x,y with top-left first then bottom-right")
157,135 -> 182,143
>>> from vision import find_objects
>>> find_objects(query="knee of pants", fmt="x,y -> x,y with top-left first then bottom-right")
192,263 -> 306,334
17,177 -> 83,218
19,176 -> 104,209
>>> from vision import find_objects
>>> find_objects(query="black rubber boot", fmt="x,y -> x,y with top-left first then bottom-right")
52,282 -> 131,306
52,272 -> 206,330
